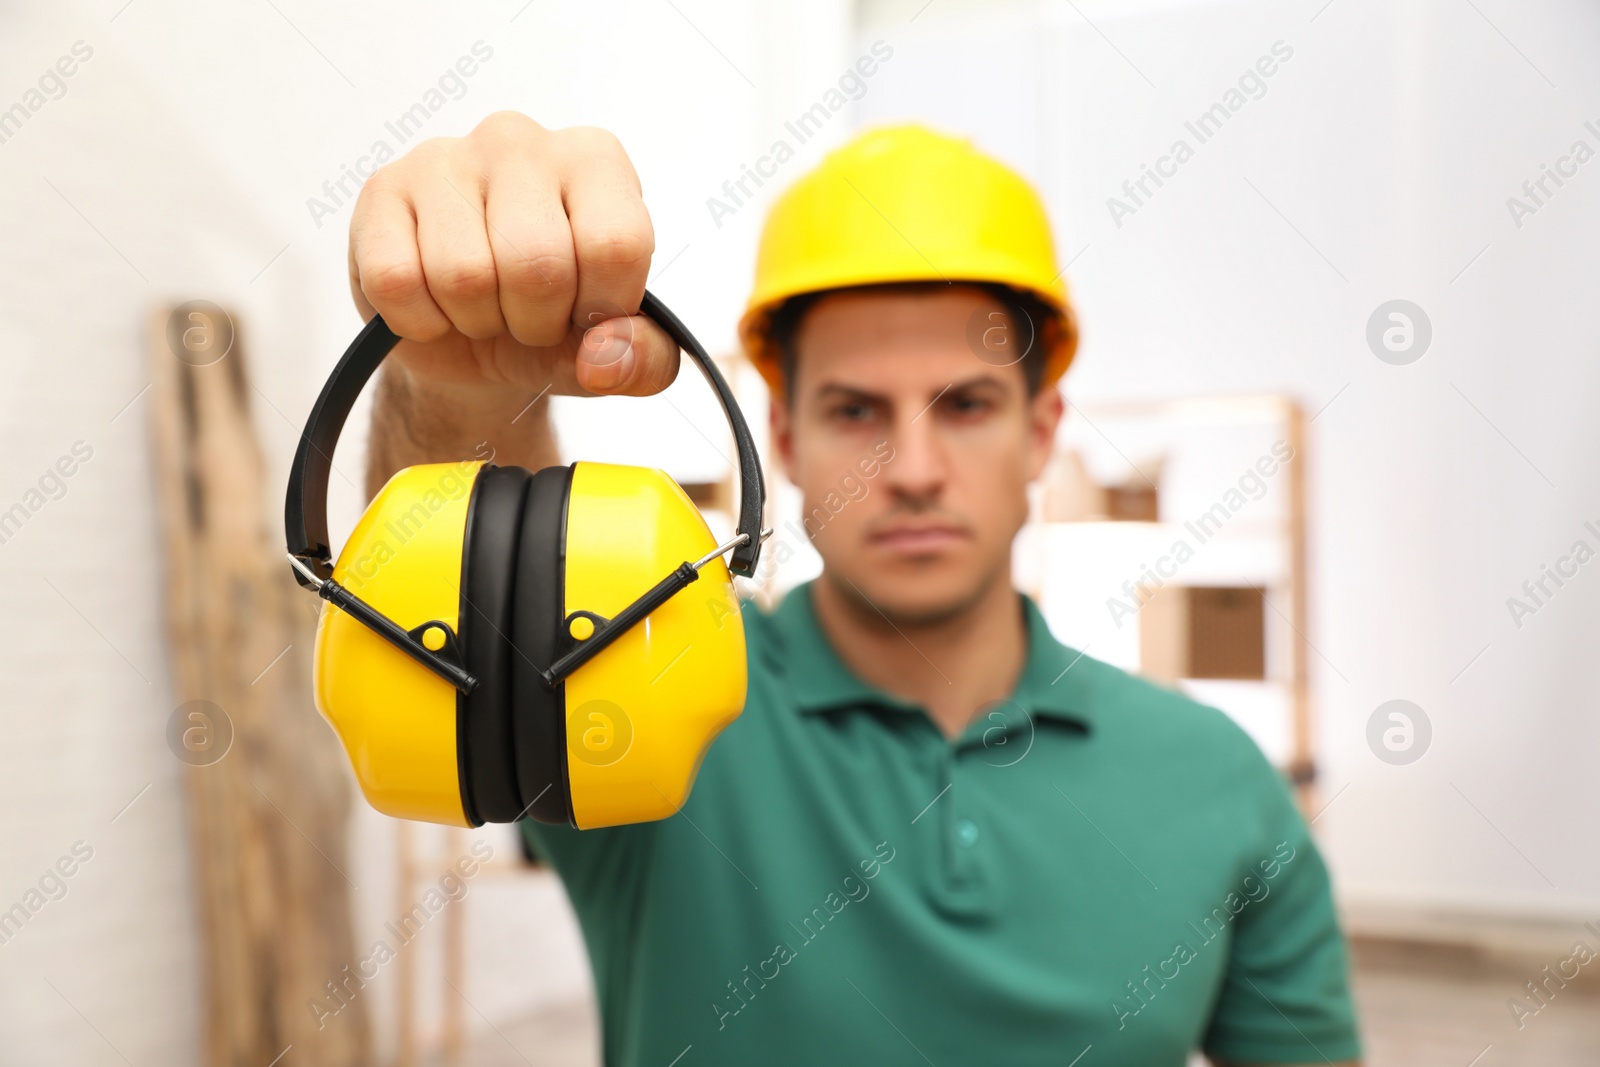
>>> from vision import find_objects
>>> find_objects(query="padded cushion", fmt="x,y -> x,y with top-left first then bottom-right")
456,464 -> 532,825
510,464 -> 575,826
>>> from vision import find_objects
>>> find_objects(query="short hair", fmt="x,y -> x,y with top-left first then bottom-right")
768,281 -> 1054,404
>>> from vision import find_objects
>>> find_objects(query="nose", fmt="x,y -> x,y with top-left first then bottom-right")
881,396 -> 948,506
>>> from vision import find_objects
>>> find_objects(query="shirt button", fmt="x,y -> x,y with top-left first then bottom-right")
955,818 -> 980,848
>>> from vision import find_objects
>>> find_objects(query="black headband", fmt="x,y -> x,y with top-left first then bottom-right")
284,289 -> 766,587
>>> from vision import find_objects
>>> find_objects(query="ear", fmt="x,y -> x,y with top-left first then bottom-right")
1025,385 -> 1064,483
768,387 -> 796,483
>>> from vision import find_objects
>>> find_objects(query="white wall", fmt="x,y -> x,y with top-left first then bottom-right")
857,0 -> 1600,920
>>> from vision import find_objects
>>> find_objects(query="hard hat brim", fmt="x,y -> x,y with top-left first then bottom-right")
738,278 -> 1079,397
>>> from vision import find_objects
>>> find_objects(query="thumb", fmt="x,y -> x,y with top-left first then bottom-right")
574,314 -> 680,396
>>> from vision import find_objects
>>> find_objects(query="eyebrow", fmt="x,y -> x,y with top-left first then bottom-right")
811,374 -> 1012,407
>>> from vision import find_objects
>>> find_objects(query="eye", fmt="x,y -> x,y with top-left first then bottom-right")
944,391 -> 993,417
829,400 -> 876,423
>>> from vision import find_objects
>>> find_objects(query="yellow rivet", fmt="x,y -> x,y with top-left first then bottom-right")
569,616 -> 595,640
421,626 -> 446,651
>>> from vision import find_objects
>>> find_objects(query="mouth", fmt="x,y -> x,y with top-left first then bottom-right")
868,522 -> 970,555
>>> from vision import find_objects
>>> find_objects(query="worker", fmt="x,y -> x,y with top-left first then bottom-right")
348,112 -> 1363,1067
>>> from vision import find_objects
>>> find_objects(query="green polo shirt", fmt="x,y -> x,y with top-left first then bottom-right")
522,581 -> 1362,1066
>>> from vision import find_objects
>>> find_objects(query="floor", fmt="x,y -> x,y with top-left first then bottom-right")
448,937 -> 1600,1066
1346,938 -> 1600,1066
450,1001 -> 598,1067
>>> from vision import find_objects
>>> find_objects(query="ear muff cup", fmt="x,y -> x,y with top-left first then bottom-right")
510,464 -> 576,826
456,464 -> 532,825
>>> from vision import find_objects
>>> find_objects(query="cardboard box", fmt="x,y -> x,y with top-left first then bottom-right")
1139,585 -> 1266,682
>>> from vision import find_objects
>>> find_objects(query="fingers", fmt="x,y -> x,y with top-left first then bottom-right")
349,173 -> 451,340
575,314 -> 680,396
412,149 -> 506,340
347,113 -> 672,397
483,146 -> 576,347
557,127 -> 655,330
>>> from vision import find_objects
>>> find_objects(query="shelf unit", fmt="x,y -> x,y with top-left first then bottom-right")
1023,394 -> 1316,816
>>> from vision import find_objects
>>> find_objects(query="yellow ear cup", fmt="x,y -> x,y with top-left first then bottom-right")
560,462 -> 747,829
313,460 -> 483,826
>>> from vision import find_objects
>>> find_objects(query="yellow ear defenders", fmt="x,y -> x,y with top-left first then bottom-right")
284,291 -> 765,830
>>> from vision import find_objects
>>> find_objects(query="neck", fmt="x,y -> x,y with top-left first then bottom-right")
809,565 -> 1028,740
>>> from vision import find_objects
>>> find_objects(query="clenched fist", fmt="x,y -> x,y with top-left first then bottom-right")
349,111 -> 678,400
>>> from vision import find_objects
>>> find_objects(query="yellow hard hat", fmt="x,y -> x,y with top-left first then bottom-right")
738,123 -> 1079,393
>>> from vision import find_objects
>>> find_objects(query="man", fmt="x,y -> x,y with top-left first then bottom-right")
351,112 -> 1363,1066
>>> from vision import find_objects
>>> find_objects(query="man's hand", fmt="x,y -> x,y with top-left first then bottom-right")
351,113 -> 679,493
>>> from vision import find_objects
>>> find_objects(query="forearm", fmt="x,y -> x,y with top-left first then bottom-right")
364,363 -> 559,499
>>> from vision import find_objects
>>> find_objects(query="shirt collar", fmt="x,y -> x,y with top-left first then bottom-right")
761,579 -> 1101,735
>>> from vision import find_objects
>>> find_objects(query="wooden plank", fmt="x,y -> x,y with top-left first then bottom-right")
1282,399 -> 1315,816
396,822 -> 416,1067
149,305 -> 372,1066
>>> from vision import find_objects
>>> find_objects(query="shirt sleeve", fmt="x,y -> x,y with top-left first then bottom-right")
1201,764 -> 1364,1065
518,817 -> 659,907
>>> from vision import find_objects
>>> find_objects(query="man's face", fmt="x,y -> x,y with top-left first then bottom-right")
770,285 -> 1063,625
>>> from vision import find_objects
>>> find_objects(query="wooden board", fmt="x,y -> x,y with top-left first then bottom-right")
149,306 -> 372,1066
